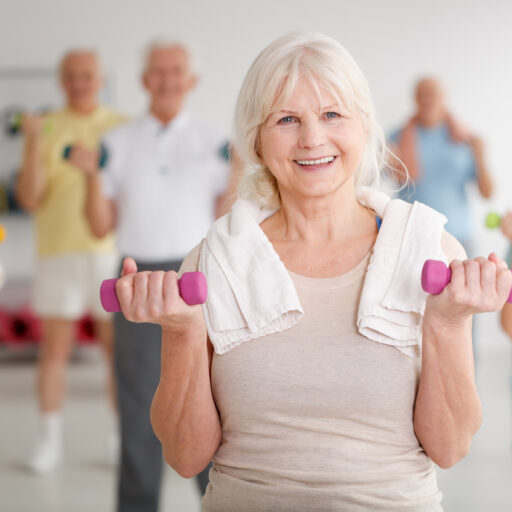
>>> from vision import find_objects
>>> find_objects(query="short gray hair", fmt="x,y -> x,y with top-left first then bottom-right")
142,38 -> 199,75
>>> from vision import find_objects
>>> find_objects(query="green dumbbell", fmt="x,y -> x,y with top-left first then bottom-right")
485,212 -> 501,229
6,111 -> 52,136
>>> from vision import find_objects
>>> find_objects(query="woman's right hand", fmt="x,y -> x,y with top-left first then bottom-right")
115,257 -> 205,335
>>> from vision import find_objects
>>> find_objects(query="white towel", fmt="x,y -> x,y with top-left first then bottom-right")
357,188 -> 447,358
199,199 -> 303,354
199,187 -> 447,357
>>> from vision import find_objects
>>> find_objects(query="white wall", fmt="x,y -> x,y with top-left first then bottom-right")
1,0 -> 512,351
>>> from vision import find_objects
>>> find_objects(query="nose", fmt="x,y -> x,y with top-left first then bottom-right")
298,118 -> 326,149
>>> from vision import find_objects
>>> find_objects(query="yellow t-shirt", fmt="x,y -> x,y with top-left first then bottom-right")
35,106 -> 126,256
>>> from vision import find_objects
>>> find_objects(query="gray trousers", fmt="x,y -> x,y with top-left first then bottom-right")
115,259 -> 211,512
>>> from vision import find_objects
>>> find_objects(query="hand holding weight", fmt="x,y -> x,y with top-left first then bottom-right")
100,272 -> 207,313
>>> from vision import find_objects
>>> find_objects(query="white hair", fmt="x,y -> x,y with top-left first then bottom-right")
141,38 -> 199,75
233,32 -> 390,208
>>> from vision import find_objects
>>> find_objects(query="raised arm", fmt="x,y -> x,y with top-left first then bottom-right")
84,172 -> 117,238
15,115 -> 47,212
414,251 -> 511,468
470,136 -> 493,199
116,257 -> 221,477
67,144 -> 117,237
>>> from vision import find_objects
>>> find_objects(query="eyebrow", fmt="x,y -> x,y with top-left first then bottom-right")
275,104 -> 342,115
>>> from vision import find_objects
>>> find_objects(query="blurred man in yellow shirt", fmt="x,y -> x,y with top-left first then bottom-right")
16,49 -> 125,473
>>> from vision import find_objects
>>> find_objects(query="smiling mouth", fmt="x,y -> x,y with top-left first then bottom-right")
294,156 -> 337,167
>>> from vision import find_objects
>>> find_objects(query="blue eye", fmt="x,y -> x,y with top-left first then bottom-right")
278,116 -> 296,124
325,111 -> 341,119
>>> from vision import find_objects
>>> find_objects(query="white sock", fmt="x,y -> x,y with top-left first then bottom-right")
27,411 -> 63,473
39,411 -> 63,444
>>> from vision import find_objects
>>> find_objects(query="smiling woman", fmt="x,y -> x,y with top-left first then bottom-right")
115,32 -> 512,512
258,81 -> 367,206
234,32 -> 387,210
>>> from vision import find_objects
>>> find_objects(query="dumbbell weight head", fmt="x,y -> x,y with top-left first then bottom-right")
485,212 -> 501,229
5,112 -> 53,137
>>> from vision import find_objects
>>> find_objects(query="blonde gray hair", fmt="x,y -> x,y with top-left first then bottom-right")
233,32 -> 389,208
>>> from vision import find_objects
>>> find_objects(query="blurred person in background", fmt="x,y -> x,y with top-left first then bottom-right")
15,49 -> 125,474
78,40 -> 230,512
388,77 -> 493,256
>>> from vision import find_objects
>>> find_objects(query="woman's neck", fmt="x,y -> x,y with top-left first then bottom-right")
264,185 -> 374,245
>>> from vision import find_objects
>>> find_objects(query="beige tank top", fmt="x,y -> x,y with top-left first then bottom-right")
180,233 -> 463,512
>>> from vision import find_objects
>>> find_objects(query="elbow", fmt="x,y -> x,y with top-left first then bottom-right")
91,224 -> 110,239
479,180 -> 493,199
17,195 -> 39,213
163,447 -> 211,479
482,187 -> 493,200
15,180 -> 43,213
86,215 -> 111,239
431,441 -> 471,469
427,421 -> 481,469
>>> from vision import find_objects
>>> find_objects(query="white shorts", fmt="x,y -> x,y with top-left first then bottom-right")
33,252 -> 119,320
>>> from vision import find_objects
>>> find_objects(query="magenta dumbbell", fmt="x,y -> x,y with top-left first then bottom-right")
100,272 -> 207,313
421,260 -> 512,303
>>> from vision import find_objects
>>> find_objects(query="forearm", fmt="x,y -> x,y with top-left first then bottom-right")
501,303 -> 512,338
414,315 -> 482,468
475,154 -> 493,198
150,327 -> 221,477
16,136 -> 46,211
84,174 -> 116,237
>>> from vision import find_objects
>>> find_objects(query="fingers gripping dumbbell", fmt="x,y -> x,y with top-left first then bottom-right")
63,144 -> 109,168
100,272 -> 207,313
421,259 -> 512,303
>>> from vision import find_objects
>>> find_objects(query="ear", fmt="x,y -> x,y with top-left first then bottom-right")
254,133 -> 264,163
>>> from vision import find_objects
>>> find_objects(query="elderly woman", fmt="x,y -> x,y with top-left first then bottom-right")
115,33 -> 511,511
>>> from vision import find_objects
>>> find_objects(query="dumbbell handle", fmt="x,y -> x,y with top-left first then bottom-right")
422,260 -> 512,303
100,272 -> 207,313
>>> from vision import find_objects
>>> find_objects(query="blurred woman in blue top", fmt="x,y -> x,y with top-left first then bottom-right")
389,77 -> 493,254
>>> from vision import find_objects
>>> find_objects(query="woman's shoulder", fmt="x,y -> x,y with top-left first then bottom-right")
441,230 -> 467,262
178,241 -> 204,276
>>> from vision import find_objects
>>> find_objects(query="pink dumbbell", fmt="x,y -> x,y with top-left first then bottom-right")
100,272 -> 208,313
422,260 -> 512,303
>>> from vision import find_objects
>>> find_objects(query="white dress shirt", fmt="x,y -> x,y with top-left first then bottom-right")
101,111 -> 229,261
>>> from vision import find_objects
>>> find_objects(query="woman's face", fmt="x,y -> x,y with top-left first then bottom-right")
258,77 -> 367,201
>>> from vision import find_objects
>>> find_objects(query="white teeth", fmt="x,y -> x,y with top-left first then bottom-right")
296,156 -> 335,166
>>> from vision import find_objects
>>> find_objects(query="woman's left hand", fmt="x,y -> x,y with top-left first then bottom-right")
425,253 -> 512,325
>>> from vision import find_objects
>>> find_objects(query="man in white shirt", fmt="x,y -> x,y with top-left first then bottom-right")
76,40 -> 229,512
